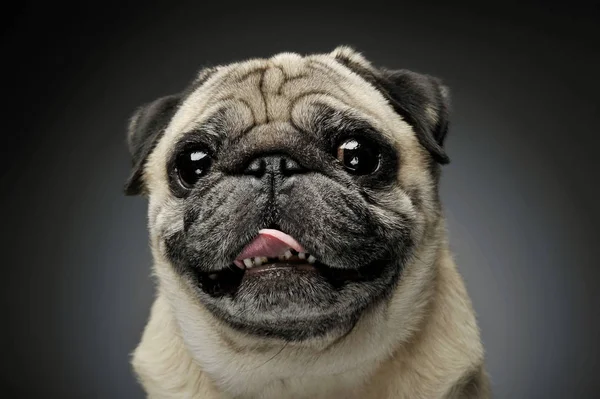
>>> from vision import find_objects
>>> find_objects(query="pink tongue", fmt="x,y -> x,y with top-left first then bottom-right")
234,229 -> 305,266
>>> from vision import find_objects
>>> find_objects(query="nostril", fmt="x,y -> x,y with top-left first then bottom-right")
280,157 -> 304,176
244,158 -> 267,177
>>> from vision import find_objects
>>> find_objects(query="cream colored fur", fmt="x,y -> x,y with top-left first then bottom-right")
132,47 -> 488,398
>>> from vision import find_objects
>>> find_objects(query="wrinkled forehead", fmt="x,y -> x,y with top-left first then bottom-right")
156,52 -> 414,151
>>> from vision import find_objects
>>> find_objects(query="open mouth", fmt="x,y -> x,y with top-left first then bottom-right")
237,248 -> 319,274
195,229 -> 374,296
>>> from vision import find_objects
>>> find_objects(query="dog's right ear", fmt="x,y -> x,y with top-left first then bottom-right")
124,94 -> 181,196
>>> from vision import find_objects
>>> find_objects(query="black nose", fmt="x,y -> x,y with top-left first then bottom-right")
243,154 -> 305,178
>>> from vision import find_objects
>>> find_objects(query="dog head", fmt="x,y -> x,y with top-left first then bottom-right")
125,47 -> 450,344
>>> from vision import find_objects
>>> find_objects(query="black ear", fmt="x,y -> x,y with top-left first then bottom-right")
331,47 -> 451,164
124,94 -> 181,196
377,69 -> 451,164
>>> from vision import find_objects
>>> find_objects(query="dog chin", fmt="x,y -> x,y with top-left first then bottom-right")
190,252 -> 398,341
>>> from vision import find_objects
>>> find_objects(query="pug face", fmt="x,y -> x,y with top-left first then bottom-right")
125,47 -> 450,343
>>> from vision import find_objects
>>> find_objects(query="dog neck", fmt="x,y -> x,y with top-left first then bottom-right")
133,243 -> 483,398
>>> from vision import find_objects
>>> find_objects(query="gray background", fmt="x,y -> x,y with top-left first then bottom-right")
2,1 -> 599,398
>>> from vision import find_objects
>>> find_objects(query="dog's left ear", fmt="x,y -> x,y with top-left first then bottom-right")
376,69 -> 450,164
124,94 -> 181,196
331,46 -> 451,164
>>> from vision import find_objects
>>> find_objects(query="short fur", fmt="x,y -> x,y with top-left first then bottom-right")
125,47 -> 489,398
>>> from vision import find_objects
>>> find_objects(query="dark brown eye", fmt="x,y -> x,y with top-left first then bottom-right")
175,147 -> 212,188
336,138 -> 381,175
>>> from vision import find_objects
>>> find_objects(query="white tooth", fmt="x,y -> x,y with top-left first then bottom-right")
243,258 -> 253,268
284,250 -> 293,260
254,257 -> 263,266
209,273 -> 218,280
278,255 -> 285,260
307,255 -> 316,264
298,252 -> 306,260
261,256 -> 269,264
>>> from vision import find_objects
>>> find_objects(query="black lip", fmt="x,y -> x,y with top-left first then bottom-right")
246,262 -> 317,274
195,256 -> 388,297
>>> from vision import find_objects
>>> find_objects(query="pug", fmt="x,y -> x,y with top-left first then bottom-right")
124,46 -> 489,398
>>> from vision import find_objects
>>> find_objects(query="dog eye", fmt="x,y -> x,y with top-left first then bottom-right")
175,147 -> 212,188
336,138 -> 381,175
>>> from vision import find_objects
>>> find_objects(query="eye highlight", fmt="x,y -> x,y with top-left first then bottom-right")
336,137 -> 381,175
175,147 -> 212,188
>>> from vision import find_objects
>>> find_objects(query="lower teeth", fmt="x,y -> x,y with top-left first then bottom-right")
240,254 -> 317,268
